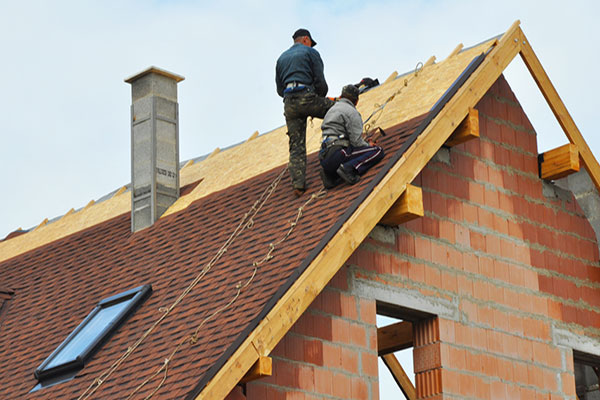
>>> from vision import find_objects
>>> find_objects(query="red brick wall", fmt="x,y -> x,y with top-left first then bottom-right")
227,75 -> 600,399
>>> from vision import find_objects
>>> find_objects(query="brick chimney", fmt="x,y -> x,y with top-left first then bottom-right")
125,66 -> 184,232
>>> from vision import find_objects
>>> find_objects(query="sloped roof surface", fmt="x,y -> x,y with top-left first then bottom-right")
4,22 -> 592,400
0,114 -> 425,399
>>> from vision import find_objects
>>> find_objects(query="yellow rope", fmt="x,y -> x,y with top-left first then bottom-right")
77,167 -> 287,400
127,187 -> 327,399
363,61 -> 424,137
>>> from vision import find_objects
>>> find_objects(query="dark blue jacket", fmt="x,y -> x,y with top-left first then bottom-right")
276,43 -> 328,98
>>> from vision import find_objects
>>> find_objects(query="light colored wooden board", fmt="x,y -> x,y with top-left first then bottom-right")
519,31 -> 600,192
540,143 -> 580,180
378,321 -> 413,355
239,356 -> 271,384
445,107 -> 480,147
380,184 -> 424,226
382,353 -> 417,400
246,131 -> 259,142
447,43 -> 464,59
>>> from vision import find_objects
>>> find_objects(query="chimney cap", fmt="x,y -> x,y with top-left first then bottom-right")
124,66 -> 185,84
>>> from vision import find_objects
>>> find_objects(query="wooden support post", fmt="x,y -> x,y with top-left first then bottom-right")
380,184 -> 424,226
378,321 -> 413,355
445,107 -> 479,147
239,356 -> 272,384
539,143 -> 580,180
382,353 -> 416,400
424,55 -> 436,67
246,131 -> 259,142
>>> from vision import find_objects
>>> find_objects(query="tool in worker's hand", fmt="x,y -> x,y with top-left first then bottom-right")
365,127 -> 387,145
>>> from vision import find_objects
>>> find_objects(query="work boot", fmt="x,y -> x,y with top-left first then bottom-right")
336,164 -> 360,185
293,188 -> 305,197
319,169 -> 341,189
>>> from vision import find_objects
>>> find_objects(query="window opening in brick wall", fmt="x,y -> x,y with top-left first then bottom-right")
377,313 -> 414,399
32,284 -> 152,391
574,350 -> 600,400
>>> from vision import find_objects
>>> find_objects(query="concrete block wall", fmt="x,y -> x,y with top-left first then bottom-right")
227,75 -> 600,399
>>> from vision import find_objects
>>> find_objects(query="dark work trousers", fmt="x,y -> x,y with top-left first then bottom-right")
283,90 -> 334,190
319,144 -> 385,180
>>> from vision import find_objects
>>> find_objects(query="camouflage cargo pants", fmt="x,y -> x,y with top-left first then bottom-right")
283,90 -> 334,190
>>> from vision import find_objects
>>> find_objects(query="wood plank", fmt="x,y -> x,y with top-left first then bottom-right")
196,21 -> 524,400
424,55 -> 436,67
246,131 -> 259,142
378,321 -> 413,355
380,184 -> 423,226
382,353 -> 416,400
519,30 -> 600,192
384,71 -> 398,84
445,107 -> 479,147
540,143 -> 579,180
239,356 -> 271,384
447,43 -> 464,59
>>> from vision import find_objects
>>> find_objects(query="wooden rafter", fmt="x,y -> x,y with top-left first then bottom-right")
539,143 -> 580,180
380,184 -> 424,226
378,321 -> 413,355
195,21 -> 578,399
518,31 -> 600,192
381,353 -> 416,400
239,356 -> 271,384
445,107 -> 479,147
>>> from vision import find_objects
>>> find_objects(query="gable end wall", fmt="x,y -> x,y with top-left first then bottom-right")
226,75 -> 600,400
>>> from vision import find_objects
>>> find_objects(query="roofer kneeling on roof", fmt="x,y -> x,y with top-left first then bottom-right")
318,84 -> 384,189
276,28 -> 335,197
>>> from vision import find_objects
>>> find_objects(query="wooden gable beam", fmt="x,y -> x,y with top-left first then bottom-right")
381,353 -> 417,400
519,30 -> 600,192
380,184 -> 424,226
239,356 -> 271,384
539,143 -> 580,180
196,22 -> 523,400
378,321 -> 413,355
445,107 -> 479,147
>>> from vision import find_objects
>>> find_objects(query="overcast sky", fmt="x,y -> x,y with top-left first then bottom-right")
1,0 -> 598,396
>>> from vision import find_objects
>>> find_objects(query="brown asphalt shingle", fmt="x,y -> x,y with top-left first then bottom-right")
0,113 -> 427,399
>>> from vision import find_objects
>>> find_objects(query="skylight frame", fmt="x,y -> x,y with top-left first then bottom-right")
34,284 -> 152,386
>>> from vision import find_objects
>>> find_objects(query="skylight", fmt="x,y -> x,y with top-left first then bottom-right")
33,284 -> 152,389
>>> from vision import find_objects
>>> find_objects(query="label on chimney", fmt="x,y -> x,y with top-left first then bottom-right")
156,167 -> 177,179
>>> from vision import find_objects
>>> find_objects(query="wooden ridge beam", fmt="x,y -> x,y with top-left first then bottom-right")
380,184 -> 423,226
196,21 -> 524,400
445,107 -> 479,147
378,321 -> 413,355
239,356 -> 271,384
539,143 -> 580,180
382,353 -> 416,400
519,30 -> 600,191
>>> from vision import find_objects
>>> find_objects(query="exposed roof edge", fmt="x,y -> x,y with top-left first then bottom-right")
518,30 -> 600,192
192,20 -> 532,400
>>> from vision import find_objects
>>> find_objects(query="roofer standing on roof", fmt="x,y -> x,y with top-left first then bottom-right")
318,84 -> 384,189
276,28 -> 335,196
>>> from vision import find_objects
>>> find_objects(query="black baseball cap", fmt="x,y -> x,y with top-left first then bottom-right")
293,28 -> 317,47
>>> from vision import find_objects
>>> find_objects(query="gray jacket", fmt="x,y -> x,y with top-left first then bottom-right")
321,98 -> 368,147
